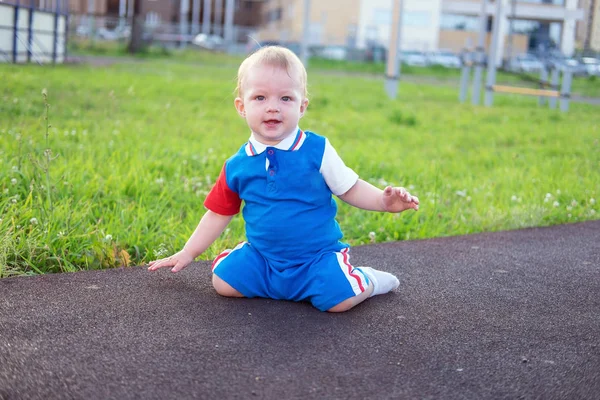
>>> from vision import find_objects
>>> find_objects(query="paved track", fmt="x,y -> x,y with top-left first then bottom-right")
1,221 -> 599,400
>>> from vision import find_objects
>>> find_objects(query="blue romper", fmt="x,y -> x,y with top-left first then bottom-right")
204,130 -> 369,311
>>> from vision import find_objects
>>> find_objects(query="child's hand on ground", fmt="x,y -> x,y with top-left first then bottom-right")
382,186 -> 419,213
148,249 -> 194,273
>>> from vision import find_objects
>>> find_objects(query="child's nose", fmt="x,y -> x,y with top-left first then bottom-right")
266,101 -> 280,112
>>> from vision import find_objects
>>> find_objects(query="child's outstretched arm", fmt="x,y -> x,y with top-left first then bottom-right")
148,210 -> 234,273
338,179 -> 419,213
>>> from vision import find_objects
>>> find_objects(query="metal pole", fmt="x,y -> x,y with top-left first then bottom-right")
538,67 -> 548,106
559,69 -> 572,112
27,0 -> 34,63
485,0 -> 503,107
119,0 -> 126,30
506,0 -> 516,69
385,0 -> 404,100
13,0 -> 20,63
214,0 -> 222,36
192,0 -> 201,35
224,0 -> 234,44
202,0 -> 212,35
180,0 -> 190,49
87,0 -> 95,43
459,39 -> 472,103
549,68 -> 560,109
300,0 -> 311,67
53,0 -> 59,64
472,0 -> 487,105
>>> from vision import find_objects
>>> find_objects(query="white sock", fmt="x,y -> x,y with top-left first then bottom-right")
360,267 -> 400,297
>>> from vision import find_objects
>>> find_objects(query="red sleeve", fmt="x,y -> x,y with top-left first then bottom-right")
204,163 -> 242,216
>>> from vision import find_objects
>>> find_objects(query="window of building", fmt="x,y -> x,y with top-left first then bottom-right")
440,13 -> 479,31
266,7 -> 282,23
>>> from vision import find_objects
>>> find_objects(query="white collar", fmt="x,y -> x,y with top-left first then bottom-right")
244,127 -> 306,156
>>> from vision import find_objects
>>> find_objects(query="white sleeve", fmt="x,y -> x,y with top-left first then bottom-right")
320,138 -> 359,196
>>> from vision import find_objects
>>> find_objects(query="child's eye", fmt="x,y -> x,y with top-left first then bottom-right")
256,95 -> 265,101
281,96 -> 292,102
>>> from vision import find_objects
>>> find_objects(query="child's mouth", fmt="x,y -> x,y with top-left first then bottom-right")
264,120 -> 281,127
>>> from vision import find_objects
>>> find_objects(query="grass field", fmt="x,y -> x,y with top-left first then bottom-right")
1,52 -> 599,277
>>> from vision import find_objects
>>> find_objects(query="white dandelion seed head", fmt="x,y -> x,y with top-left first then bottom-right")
30,217 -> 38,225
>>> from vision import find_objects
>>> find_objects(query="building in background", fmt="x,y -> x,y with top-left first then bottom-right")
576,0 -> 600,52
256,0 -> 584,57
67,0 -> 265,36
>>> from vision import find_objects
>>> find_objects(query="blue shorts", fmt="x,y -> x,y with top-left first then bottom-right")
211,242 -> 370,311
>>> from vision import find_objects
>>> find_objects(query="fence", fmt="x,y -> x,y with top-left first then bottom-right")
0,1 -> 68,64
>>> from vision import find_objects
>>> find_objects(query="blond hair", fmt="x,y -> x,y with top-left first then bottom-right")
236,45 -> 308,98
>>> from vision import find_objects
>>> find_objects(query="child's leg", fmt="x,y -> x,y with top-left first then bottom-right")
328,267 -> 400,312
308,248 -> 400,313
212,274 -> 244,297
211,242 -> 269,299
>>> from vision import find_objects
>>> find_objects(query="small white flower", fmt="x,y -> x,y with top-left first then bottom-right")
30,217 -> 38,225
105,234 -> 113,241
545,193 -> 552,199
466,196 -> 472,202
553,201 -> 560,208
369,231 -> 376,242
544,197 -> 549,203
591,210 -> 596,215
456,190 -> 467,197
12,166 -> 18,171
11,178 -> 17,185
57,231 -> 65,237
556,189 -> 561,195
591,198 -> 596,205
409,185 -> 415,190
567,206 -> 572,211
155,178 -> 165,185
11,198 -> 17,204
511,195 -> 518,202
571,200 -> 578,207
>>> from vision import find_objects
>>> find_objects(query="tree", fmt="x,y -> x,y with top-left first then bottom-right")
127,0 -> 144,54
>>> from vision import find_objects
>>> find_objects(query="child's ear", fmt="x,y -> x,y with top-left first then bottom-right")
299,98 -> 309,117
234,97 -> 246,118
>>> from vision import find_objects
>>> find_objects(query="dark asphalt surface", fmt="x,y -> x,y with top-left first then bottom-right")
1,221 -> 599,400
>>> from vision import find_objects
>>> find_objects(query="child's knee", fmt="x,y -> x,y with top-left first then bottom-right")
212,274 -> 244,298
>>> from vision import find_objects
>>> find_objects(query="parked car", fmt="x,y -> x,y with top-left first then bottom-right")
246,41 -> 302,55
427,50 -> 462,68
581,57 -> 600,76
400,50 -> 428,67
192,34 -> 225,51
312,45 -> 348,61
508,54 -> 544,73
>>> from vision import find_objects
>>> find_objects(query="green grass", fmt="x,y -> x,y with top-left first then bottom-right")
1,57 -> 599,278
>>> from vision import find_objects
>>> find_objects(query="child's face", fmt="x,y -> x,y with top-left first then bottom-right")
235,63 -> 308,145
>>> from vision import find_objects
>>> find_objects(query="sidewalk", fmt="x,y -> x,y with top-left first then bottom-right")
1,221 -> 599,399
